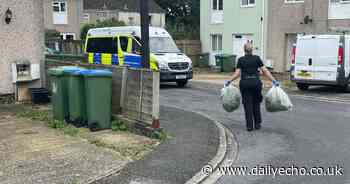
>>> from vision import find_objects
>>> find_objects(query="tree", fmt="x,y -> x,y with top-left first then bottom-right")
80,18 -> 126,40
154,0 -> 200,39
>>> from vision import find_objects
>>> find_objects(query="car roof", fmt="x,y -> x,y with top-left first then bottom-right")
87,26 -> 171,38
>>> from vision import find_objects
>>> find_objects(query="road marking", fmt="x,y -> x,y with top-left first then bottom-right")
292,94 -> 350,105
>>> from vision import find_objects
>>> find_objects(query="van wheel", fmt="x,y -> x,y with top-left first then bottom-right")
339,84 -> 349,92
176,80 -> 188,87
297,83 -> 309,91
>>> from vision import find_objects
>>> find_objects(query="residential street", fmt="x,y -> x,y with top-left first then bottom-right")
160,82 -> 350,184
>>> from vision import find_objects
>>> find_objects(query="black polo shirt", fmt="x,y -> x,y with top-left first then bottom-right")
237,55 -> 264,80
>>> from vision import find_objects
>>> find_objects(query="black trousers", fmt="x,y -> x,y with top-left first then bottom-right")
240,80 -> 263,129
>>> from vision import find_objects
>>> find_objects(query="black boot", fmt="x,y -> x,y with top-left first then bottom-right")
247,127 -> 254,132
255,124 -> 261,130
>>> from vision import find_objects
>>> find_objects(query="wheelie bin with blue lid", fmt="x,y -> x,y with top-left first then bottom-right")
81,70 -> 113,131
63,67 -> 87,126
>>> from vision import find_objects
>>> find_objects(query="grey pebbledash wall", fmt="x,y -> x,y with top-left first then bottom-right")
0,0 -> 45,94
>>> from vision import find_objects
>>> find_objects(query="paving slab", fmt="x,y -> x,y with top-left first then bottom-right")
0,105 -> 157,184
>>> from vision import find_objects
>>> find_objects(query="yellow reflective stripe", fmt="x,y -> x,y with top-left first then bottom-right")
119,52 -> 124,66
127,37 -> 132,53
150,56 -> 159,71
88,53 -> 94,64
101,53 -> 112,65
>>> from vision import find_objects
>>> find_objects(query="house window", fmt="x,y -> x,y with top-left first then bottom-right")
83,13 -> 90,23
211,0 -> 224,24
52,0 -> 68,24
61,33 -> 76,40
52,1 -> 67,13
285,0 -> 304,3
330,0 -> 350,3
211,34 -> 223,52
212,0 -> 223,10
241,0 -> 256,7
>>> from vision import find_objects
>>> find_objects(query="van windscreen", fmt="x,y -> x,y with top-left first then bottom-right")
150,37 -> 180,53
86,37 -> 117,53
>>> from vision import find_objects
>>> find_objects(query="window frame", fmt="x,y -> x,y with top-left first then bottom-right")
52,1 -> 67,13
211,34 -> 223,52
212,0 -> 223,11
241,0 -> 256,8
285,0 -> 305,4
330,0 -> 350,3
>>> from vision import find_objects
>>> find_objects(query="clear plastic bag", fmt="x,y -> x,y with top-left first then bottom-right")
221,85 -> 241,112
265,86 -> 293,112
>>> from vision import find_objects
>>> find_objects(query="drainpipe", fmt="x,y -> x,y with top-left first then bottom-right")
261,0 -> 265,60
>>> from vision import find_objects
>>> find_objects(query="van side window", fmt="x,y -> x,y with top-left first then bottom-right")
132,39 -> 142,55
86,37 -> 117,53
119,36 -> 129,52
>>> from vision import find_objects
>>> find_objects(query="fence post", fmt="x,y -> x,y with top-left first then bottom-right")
120,67 -> 128,112
152,72 -> 160,129
138,70 -> 144,121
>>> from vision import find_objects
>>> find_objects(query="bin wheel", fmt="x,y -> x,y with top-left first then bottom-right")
89,122 -> 100,132
339,84 -> 349,92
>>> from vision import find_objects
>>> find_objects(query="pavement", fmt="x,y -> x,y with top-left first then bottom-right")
99,106 -> 221,184
0,105 -> 157,184
159,80 -> 350,184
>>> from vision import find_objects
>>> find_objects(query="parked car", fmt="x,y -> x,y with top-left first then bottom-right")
290,34 -> 350,91
85,26 -> 193,87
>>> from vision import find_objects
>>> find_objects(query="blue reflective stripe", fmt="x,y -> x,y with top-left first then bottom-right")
111,54 -> 119,65
124,54 -> 142,68
93,53 -> 101,64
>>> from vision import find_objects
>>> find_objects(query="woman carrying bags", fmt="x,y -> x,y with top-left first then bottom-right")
226,43 -> 279,132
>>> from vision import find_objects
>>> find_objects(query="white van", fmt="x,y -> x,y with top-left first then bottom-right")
291,34 -> 350,91
87,26 -> 193,87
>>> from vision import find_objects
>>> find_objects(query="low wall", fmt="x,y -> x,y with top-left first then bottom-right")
45,59 -> 160,128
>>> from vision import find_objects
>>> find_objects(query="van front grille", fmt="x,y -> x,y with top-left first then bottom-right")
168,62 -> 189,70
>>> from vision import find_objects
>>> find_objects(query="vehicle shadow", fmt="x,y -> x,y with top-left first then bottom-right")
295,85 -> 350,94
160,83 -> 191,90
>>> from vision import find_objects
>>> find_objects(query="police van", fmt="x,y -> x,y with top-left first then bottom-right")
291,34 -> 350,91
85,26 -> 193,87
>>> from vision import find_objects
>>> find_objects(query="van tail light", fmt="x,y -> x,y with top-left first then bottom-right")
338,46 -> 344,65
291,45 -> 296,65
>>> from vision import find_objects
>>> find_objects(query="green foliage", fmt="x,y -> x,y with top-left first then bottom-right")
80,18 -> 126,40
45,29 -> 61,40
111,119 -> 128,132
151,129 -> 170,141
155,0 -> 200,39
166,23 -> 200,40
18,109 -> 79,137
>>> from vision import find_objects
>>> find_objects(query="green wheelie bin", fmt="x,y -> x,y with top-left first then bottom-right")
81,70 -> 113,130
48,67 -> 68,121
63,67 -> 87,126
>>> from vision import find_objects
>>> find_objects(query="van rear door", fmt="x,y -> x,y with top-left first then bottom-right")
295,35 -> 316,80
313,35 -> 340,81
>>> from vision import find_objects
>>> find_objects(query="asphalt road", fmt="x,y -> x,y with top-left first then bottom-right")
160,82 -> 350,184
